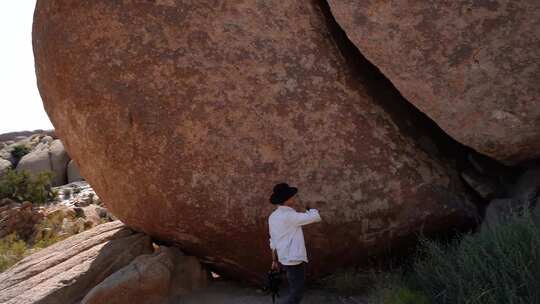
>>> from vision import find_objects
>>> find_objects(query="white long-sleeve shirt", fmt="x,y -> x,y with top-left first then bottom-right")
268,206 -> 322,265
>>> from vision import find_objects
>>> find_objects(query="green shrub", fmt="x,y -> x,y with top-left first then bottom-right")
0,169 -> 57,204
382,287 -> 430,304
319,266 -> 408,301
408,213 -> 540,304
0,233 -> 27,272
0,218 -> 74,273
32,218 -> 68,250
319,268 -> 377,295
10,144 -> 30,159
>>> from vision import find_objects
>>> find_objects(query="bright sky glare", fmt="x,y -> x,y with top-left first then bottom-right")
0,1 -> 54,134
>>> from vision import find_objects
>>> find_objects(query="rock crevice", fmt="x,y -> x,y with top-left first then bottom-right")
326,0 -> 540,164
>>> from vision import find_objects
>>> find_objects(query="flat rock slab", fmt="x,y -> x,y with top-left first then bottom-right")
0,221 -> 153,304
177,281 -> 367,304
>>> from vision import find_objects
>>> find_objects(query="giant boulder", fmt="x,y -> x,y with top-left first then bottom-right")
327,0 -> 540,164
33,0 -> 477,282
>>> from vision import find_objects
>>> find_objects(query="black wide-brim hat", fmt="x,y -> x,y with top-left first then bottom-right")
270,183 -> 298,205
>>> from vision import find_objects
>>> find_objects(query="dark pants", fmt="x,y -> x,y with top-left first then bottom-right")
283,262 -> 305,304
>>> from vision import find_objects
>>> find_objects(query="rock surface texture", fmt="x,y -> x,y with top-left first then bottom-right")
33,0 -> 477,281
0,221 -> 153,304
327,0 -> 540,164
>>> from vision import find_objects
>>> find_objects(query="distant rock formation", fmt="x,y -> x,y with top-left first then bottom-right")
0,129 -> 54,143
33,0 -> 478,282
67,159 -> 84,183
0,131 -> 85,185
327,0 -> 540,164
16,139 -> 70,186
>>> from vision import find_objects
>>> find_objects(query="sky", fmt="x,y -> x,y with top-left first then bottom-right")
0,1 -> 54,134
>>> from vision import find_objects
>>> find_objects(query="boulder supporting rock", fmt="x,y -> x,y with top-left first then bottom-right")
0,221 -> 153,304
82,246 -> 207,304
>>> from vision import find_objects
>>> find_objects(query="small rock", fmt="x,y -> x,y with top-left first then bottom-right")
73,207 -> 85,218
461,171 -> 498,200
483,198 -> 529,230
40,136 -> 54,144
0,198 -> 16,208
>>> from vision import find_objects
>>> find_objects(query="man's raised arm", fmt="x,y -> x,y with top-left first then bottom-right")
287,209 -> 322,226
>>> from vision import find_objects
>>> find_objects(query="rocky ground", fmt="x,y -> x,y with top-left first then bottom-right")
0,219 -> 372,304
179,281 -> 368,304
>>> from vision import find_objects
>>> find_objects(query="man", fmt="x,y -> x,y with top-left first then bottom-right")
268,183 -> 322,304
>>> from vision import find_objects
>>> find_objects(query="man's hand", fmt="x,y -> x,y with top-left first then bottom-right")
271,260 -> 279,271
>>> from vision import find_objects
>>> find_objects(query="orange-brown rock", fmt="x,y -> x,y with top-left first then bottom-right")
33,0 -> 477,282
327,0 -> 540,164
